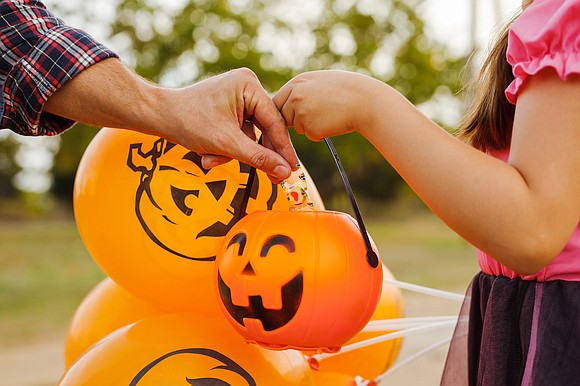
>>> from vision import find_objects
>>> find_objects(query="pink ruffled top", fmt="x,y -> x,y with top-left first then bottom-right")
505,0 -> 580,103
478,0 -> 580,281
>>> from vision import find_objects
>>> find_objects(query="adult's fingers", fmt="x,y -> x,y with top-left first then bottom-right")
230,132 -> 292,181
201,154 -> 232,169
241,120 -> 257,142
245,76 -> 299,168
251,119 -> 298,173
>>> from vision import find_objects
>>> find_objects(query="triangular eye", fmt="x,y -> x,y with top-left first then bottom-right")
242,262 -> 256,276
206,180 -> 227,200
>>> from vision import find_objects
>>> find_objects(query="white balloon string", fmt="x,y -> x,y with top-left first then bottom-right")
313,320 -> 456,362
384,278 -> 465,301
355,376 -> 375,386
374,337 -> 453,384
363,316 -> 458,332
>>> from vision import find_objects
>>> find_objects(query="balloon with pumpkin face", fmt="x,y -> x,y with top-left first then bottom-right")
58,312 -> 313,385
215,210 -> 383,353
73,128 -> 324,311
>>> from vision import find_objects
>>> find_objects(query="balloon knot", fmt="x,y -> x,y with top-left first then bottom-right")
307,356 -> 320,370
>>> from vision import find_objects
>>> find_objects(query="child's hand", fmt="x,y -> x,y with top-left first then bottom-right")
273,70 -> 383,140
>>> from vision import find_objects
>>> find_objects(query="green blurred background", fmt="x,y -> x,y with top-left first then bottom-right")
0,0 -> 470,217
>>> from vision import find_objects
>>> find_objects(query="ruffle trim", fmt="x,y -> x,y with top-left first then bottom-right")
505,51 -> 580,104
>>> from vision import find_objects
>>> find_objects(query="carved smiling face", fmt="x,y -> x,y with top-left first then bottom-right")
215,210 -> 384,352
218,232 -> 304,332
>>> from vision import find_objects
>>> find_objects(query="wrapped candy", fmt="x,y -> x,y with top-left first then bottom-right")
280,163 -> 315,211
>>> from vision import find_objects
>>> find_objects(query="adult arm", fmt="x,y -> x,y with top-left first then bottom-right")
44,60 -> 296,180
0,0 -> 116,135
0,0 -> 296,180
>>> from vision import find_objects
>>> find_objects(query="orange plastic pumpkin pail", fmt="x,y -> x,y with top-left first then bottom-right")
215,209 -> 383,353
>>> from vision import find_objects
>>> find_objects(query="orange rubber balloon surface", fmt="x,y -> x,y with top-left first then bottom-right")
215,210 -> 383,353
73,128 -> 323,311
64,278 -> 165,368
311,371 -> 357,385
59,312 -> 313,385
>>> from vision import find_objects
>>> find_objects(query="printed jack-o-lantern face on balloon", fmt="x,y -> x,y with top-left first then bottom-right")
129,348 -> 256,386
58,313 -> 313,386
127,139 -> 277,261
74,128 -> 324,311
215,210 -> 383,353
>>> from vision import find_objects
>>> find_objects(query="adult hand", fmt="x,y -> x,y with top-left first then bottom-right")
168,68 -> 299,181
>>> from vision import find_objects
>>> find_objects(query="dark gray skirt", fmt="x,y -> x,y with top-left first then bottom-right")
441,272 -> 580,386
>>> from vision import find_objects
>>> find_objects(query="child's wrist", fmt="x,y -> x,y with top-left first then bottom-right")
355,79 -> 391,138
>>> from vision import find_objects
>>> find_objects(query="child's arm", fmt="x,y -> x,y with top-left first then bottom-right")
274,69 -> 580,275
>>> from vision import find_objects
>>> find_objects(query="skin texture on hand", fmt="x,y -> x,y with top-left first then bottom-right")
43,59 -> 297,182
274,69 -> 580,275
273,70 -> 373,141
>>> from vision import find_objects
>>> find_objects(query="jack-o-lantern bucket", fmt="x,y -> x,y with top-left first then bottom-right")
215,209 -> 383,353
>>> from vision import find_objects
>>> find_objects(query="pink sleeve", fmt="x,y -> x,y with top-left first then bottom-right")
505,0 -> 580,104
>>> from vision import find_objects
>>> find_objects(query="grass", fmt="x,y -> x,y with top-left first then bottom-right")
0,218 -> 105,346
0,208 -> 480,347
367,212 -> 479,292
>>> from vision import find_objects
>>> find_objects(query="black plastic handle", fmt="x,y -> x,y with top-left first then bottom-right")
324,137 -> 379,268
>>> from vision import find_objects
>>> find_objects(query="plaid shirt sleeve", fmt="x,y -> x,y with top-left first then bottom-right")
0,0 -> 118,136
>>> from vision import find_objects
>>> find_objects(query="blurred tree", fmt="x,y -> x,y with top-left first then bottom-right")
107,0 -> 467,205
17,0 -> 469,206
51,125 -> 101,207
0,133 -> 18,199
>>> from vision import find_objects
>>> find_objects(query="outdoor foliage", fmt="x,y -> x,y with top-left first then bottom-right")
107,0 -> 467,203
2,0 -> 468,206
0,133 -> 18,198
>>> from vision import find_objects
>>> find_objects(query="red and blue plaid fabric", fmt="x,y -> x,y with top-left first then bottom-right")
0,0 -> 117,136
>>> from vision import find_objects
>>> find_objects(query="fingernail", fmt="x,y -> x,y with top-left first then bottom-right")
273,165 -> 290,179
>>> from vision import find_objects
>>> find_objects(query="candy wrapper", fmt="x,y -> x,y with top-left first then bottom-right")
280,163 -> 315,211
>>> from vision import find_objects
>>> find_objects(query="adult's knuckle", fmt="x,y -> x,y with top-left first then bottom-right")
250,151 -> 268,169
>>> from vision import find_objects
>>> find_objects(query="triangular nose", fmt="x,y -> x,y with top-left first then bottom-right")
242,262 -> 255,275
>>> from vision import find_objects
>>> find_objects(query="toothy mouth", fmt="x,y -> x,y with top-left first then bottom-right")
217,271 -> 303,331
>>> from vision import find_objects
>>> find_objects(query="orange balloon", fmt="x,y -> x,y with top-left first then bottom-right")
73,128 -> 324,311
215,210 -> 383,353
311,371 -> 356,385
312,264 -> 404,379
64,278 -> 165,368
58,312 -> 313,386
